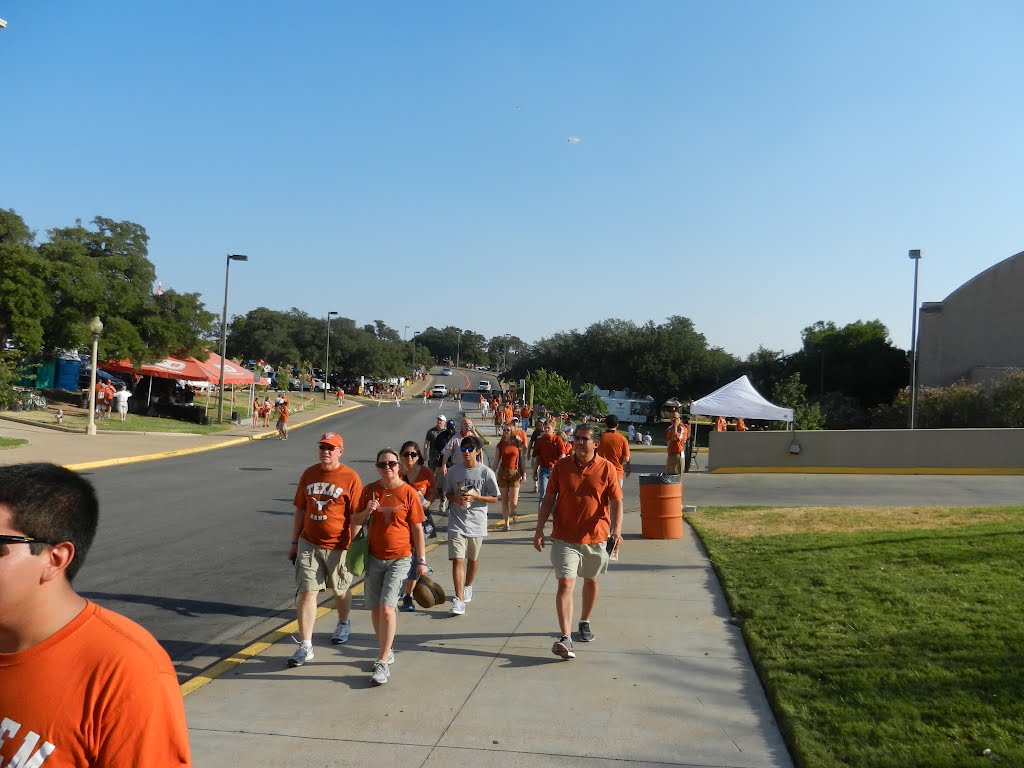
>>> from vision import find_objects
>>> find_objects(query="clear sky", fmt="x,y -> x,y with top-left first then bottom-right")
3,2 -> 1022,358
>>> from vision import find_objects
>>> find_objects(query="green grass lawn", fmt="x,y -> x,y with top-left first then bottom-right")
688,505 -> 1024,768
0,437 -> 29,449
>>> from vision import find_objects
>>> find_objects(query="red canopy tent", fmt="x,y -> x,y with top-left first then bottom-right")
101,356 -> 215,382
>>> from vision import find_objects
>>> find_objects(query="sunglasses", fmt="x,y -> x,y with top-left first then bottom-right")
573,435 -> 593,442
400,451 -> 419,458
376,460 -> 400,469
0,534 -> 57,546
319,444 -> 339,451
460,446 -> 477,453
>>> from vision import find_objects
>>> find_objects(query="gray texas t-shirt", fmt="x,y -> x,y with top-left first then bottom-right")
443,463 -> 499,537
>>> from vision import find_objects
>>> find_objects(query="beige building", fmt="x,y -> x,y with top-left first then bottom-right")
917,250 -> 1024,387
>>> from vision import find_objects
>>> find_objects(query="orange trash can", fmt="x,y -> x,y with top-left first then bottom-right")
638,473 -> 683,539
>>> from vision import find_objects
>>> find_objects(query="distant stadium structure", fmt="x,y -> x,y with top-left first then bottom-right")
918,250 -> 1024,387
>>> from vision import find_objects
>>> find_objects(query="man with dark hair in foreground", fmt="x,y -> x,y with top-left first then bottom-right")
0,463 -> 191,767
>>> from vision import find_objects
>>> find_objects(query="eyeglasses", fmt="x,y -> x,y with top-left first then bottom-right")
400,451 -> 419,458
375,460 -> 400,469
460,446 -> 476,453
0,534 -> 57,546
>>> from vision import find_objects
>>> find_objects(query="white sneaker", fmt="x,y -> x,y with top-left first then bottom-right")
464,585 -> 473,603
288,641 -> 314,667
449,598 -> 466,616
371,661 -> 389,685
384,649 -> 395,665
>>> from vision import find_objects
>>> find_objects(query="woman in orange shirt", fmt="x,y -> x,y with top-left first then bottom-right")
397,440 -> 438,612
352,448 -> 428,686
491,424 -> 526,529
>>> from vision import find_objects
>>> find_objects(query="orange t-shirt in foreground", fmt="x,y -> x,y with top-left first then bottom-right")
666,423 -> 688,454
0,601 -> 190,768
293,463 -> 363,550
359,481 -> 426,560
545,454 -> 622,545
596,430 -> 630,478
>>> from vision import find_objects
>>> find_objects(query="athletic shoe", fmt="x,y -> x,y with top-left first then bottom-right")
288,641 -> 314,667
449,598 -> 466,616
464,585 -> 473,603
384,649 -> 395,665
552,635 -> 576,660
578,620 -> 595,642
371,661 -> 390,685
331,619 -> 351,645
400,595 -> 416,612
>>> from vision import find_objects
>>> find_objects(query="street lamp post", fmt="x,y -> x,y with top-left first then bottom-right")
456,329 -> 463,369
412,330 -> 419,379
908,249 -> 923,429
86,316 -> 103,436
325,311 -> 338,400
218,254 -> 248,423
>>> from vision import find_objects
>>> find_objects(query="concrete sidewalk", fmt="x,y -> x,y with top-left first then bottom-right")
184,483 -> 793,768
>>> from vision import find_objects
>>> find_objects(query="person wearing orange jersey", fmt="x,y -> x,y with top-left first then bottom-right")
351,449 -> 428,685
398,440 -> 438,612
736,417 -> 747,432
596,414 -> 631,486
520,403 -> 532,428
287,432 -> 363,667
0,463 -> 191,767
532,419 -> 569,506
533,424 -> 623,660
715,415 -> 727,432
665,411 -> 689,475
491,424 -> 527,529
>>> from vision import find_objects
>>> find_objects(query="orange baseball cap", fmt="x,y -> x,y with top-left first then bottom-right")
318,432 -> 344,449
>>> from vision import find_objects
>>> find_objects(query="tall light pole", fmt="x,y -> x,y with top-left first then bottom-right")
908,249 -> 922,429
325,310 -> 338,399
456,329 -> 463,369
218,254 -> 248,423
412,330 -> 420,379
86,316 -> 103,436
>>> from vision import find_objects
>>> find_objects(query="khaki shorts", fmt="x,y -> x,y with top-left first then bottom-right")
665,452 -> 682,475
364,555 -> 412,608
550,538 -> 609,580
295,539 -> 353,596
448,532 -> 483,561
496,466 -> 521,488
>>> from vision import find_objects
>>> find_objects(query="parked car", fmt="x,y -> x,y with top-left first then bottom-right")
441,368 -> 453,376
477,380 -> 492,392
311,378 -> 330,392
477,365 -> 489,371
431,384 -> 449,399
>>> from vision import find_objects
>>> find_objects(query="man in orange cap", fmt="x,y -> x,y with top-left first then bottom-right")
287,432 -> 363,667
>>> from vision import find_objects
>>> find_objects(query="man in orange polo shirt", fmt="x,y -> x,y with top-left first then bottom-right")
596,414 -> 631,486
533,423 -> 623,660
665,411 -> 688,475
531,419 -> 568,506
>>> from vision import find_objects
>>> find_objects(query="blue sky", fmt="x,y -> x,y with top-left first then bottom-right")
3,2 -> 1022,358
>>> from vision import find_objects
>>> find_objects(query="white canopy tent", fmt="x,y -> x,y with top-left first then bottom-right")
688,375 -> 794,424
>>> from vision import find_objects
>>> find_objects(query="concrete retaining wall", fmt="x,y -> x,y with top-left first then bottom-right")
708,428 -> 1024,474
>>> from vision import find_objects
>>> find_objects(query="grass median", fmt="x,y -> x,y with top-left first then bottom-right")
687,505 -> 1024,768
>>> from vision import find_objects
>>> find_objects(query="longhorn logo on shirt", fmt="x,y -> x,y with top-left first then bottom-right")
306,482 -> 346,522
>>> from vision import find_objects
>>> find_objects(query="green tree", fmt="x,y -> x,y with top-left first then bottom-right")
525,369 -> 577,415
0,210 -> 49,353
772,373 -> 825,430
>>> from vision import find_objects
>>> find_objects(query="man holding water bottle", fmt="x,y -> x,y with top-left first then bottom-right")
442,435 -> 499,616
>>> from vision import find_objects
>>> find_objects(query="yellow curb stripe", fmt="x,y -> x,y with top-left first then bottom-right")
710,465 -> 1024,475
180,537 -> 442,697
63,402 -> 363,471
